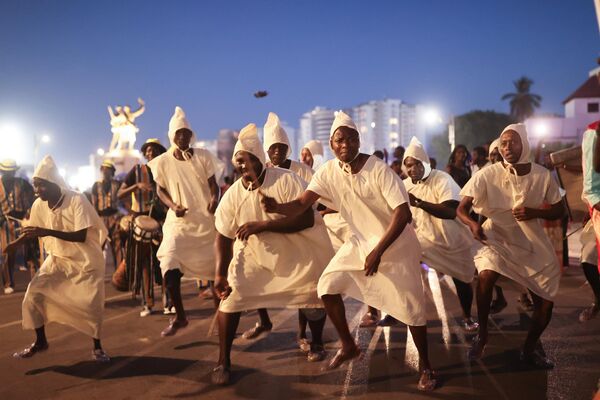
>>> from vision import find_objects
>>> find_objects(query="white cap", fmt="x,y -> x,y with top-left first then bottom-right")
33,155 -> 69,190
303,140 -> 324,157
167,106 -> 196,147
403,137 -> 430,164
500,123 -> 530,164
263,112 -> 292,158
233,123 -> 266,167
329,111 -> 359,139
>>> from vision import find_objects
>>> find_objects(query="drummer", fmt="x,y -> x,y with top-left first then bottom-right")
91,160 -> 124,267
118,139 -> 168,317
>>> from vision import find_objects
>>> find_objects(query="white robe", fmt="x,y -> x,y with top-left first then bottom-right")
460,162 -> 562,300
580,220 -> 597,265
288,160 -> 314,184
215,168 -> 333,312
308,156 -> 426,326
149,149 -> 216,279
22,191 -> 107,338
404,170 -> 477,283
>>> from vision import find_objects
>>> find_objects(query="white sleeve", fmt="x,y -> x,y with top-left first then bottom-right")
378,164 -> 408,210
214,188 -> 237,239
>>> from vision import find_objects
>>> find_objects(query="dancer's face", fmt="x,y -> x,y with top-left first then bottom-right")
173,129 -> 193,151
33,177 -> 60,202
489,148 -> 502,164
330,127 -> 360,163
234,151 -> 263,186
100,166 -> 114,181
300,148 -> 314,168
500,131 -> 522,164
404,156 -> 425,182
267,143 -> 288,166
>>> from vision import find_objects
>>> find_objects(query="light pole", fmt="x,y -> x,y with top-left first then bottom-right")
33,133 -> 51,165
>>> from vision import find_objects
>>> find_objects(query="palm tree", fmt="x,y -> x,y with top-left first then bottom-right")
501,77 -> 542,122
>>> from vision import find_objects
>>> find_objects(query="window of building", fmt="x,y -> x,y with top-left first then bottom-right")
588,103 -> 599,113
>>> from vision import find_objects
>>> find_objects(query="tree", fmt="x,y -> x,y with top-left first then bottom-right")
501,76 -> 542,122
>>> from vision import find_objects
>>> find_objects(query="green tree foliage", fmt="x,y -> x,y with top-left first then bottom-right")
501,76 -> 542,122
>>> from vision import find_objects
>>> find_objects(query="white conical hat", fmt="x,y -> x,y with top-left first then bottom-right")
167,106 -> 196,147
329,111 -> 359,139
33,155 -> 69,190
500,123 -> 530,164
488,138 -> 501,157
303,140 -> 324,157
403,137 -> 430,164
263,112 -> 292,158
232,123 -> 266,167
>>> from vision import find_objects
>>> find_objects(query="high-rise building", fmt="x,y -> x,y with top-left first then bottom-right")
299,107 -> 336,159
350,99 -> 426,155
217,129 -> 238,177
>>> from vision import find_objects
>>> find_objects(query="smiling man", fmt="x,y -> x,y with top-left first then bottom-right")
457,124 -> 565,368
7,156 -> 110,362
261,111 -> 437,392
148,107 -> 220,337
212,123 -> 333,384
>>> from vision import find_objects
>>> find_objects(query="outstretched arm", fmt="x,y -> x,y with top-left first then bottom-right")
235,207 -> 314,241
512,200 -> 566,221
363,203 -> 412,276
130,98 -> 146,119
214,233 -> 234,300
457,196 -> 487,242
107,105 -> 115,119
261,190 -> 320,217
408,193 -> 458,219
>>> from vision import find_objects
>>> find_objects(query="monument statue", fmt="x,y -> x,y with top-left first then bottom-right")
107,98 -> 145,152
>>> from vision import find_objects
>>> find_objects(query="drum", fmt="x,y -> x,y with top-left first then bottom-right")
133,215 -> 160,243
119,215 -> 134,233
111,260 -> 128,291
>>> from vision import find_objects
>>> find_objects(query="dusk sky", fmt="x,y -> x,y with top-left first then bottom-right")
0,0 -> 598,168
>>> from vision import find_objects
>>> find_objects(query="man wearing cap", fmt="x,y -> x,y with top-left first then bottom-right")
6,156 -> 110,362
148,106 -> 220,337
0,159 -> 36,294
457,124 -> 565,368
261,111 -> 437,391
91,160 -> 123,267
212,123 -> 333,384
403,137 -> 478,332
118,138 -> 168,317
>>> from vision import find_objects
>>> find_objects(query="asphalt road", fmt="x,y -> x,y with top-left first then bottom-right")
0,260 -> 599,400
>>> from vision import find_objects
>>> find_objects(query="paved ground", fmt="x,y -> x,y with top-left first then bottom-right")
0,256 -> 599,400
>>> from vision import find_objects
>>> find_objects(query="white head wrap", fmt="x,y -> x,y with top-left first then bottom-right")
167,106 -> 196,149
33,155 -> 69,191
329,110 -> 359,140
233,123 -> 266,167
303,140 -> 324,157
263,112 -> 291,158
500,123 -> 530,165
403,136 -> 432,181
488,138 -> 502,157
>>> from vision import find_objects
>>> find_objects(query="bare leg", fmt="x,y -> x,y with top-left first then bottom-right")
307,314 -> 326,346
257,308 -> 272,327
298,310 -> 308,339
165,269 -> 186,321
35,326 -> 47,347
321,294 -> 357,352
582,263 -> 600,303
523,291 -> 553,355
452,277 -> 474,318
217,311 -> 241,368
475,270 -> 499,344
408,325 -> 432,371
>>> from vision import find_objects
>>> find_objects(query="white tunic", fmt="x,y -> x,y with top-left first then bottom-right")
22,191 -> 107,338
580,220 -> 597,265
404,170 -> 477,283
215,168 -> 333,312
460,162 -> 562,300
288,160 -> 314,184
149,149 -> 216,279
308,156 -> 426,326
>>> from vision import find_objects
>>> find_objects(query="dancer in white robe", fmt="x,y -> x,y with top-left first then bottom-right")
262,111 -> 437,392
148,106 -> 219,337
241,112 -> 330,357
7,156 -> 110,362
212,123 -> 333,384
457,123 -> 565,368
403,137 -> 479,331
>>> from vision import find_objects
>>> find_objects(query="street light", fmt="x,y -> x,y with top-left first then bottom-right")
97,148 -> 105,156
